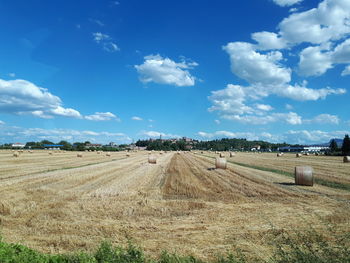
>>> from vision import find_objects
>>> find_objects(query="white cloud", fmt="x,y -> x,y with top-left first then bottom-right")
85,112 -> 120,121
255,104 -> 273,111
223,42 -> 291,86
222,111 -> 302,125
272,0 -> 303,7
0,78 -> 82,119
0,120 -> 5,125
341,65 -> 350,76
90,19 -> 104,27
92,32 -> 119,52
278,0 -> 350,45
93,32 -> 110,43
251,31 -> 287,50
131,116 -> 143,121
298,39 -> 350,76
197,129 -> 349,145
214,119 -> 220,124
285,104 -> 293,110
135,54 -> 198,87
139,130 -> 180,139
304,113 -> 340,124
0,124 -> 131,144
8,73 -> 15,77
208,84 -> 253,115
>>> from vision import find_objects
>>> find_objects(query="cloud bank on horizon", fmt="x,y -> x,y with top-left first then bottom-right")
0,0 -> 349,145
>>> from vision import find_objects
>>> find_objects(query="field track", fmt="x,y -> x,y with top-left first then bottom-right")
0,150 -> 349,260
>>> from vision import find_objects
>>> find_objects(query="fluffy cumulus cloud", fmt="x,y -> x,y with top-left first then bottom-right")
85,112 -> 120,121
223,42 -> 291,86
304,113 -> 340,124
272,0 -> 303,7
298,39 -> 350,76
131,116 -> 143,121
197,129 -> 349,144
0,78 -> 83,119
92,32 -> 119,52
212,0 -> 348,126
251,31 -> 287,50
139,130 -> 180,139
135,54 -> 198,87
279,0 -> 350,45
341,65 -> 350,76
0,78 -> 119,121
0,124 -> 131,144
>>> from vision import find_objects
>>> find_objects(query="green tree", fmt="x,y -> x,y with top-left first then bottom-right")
341,134 -> 350,156
329,139 -> 338,153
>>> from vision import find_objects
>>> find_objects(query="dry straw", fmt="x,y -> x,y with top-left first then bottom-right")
148,155 -> 157,164
344,156 -> 350,163
295,166 -> 314,186
215,157 -> 227,169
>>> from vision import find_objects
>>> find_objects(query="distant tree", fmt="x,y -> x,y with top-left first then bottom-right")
341,134 -> 350,156
41,140 -> 54,145
58,140 -> 72,150
329,139 -> 338,153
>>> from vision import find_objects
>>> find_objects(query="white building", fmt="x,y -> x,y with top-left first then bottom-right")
12,142 -> 25,148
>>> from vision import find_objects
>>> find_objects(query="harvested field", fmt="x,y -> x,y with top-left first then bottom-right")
0,150 -> 349,260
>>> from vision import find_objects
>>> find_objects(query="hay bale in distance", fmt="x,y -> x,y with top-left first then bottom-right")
13,152 -> 19,157
148,155 -> 157,164
277,153 -> 283,157
106,153 -> 111,157
77,153 -> 83,158
215,157 -> 227,169
344,156 -> 350,163
295,166 -> 313,186
296,153 -> 302,158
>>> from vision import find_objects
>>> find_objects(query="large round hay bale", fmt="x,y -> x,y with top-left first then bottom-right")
343,156 -> 350,163
219,152 -> 225,158
48,152 -> 53,155
295,166 -> 313,186
77,153 -> 83,158
148,155 -> 157,164
296,153 -> 302,158
126,153 -> 130,157
229,152 -> 235,157
277,153 -> 283,157
13,152 -> 19,157
215,157 -> 227,169
106,153 -> 111,157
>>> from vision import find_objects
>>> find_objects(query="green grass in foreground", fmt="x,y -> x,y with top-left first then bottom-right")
0,226 -> 349,263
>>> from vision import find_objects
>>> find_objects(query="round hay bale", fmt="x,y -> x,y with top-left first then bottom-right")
296,153 -> 302,158
106,153 -> 111,157
295,166 -> 314,186
48,152 -> 53,155
229,152 -> 235,157
77,153 -> 83,158
126,153 -> 130,157
0,202 -> 11,215
277,153 -> 283,157
343,156 -> 350,163
201,151 -> 204,154
219,153 -> 225,158
148,155 -> 157,164
13,152 -> 19,157
215,157 -> 227,169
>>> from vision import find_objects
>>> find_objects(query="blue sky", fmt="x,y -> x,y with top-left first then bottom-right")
0,0 -> 349,144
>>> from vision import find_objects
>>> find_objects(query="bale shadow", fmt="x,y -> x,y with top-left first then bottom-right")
207,168 -> 216,171
276,182 -> 295,186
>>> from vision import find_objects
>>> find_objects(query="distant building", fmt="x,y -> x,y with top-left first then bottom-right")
12,142 -> 25,148
85,144 -> 102,148
43,144 -> 63,150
